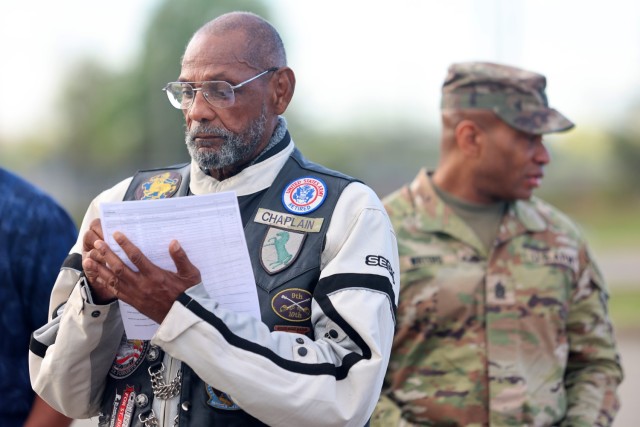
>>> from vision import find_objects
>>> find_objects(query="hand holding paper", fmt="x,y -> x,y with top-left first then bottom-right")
83,191 -> 259,340
83,232 -> 201,324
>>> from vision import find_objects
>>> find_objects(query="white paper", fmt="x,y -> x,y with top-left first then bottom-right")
99,191 -> 259,340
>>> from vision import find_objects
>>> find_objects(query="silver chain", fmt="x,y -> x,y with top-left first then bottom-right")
137,407 -> 179,427
139,410 -> 159,427
148,363 -> 182,400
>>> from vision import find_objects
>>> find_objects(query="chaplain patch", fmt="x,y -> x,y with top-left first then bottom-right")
254,208 -> 324,233
135,171 -> 181,200
282,176 -> 327,214
271,288 -> 312,322
261,227 -> 306,274
206,385 -> 240,410
109,336 -> 150,379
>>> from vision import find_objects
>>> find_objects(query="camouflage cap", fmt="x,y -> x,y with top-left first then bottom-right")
441,61 -> 574,134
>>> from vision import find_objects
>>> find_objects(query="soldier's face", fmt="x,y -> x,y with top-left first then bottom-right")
475,120 -> 550,202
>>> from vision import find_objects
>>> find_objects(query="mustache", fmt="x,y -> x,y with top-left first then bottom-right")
185,125 -> 231,140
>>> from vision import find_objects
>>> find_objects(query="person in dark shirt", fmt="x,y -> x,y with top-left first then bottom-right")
0,167 -> 77,427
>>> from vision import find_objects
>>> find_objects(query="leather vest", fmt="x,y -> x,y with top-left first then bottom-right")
98,148 -> 357,427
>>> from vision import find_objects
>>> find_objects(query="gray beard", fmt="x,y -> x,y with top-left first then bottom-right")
185,107 -> 267,172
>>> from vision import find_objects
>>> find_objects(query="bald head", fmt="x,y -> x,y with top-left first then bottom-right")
189,12 -> 287,71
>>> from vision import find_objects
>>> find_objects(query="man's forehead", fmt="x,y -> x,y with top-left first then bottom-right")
181,49 -> 246,77
182,56 -> 239,69
182,31 -> 248,69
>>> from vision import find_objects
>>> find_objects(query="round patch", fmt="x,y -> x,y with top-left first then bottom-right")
281,176 -> 327,215
109,336 -> 150,379
271,288 -> 312,322
135,171 -> 182,200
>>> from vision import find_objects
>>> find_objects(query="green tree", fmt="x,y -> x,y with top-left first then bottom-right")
609,102 -> 640,199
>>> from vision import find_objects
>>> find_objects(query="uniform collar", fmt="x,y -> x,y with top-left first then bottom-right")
409,168 -> 548,249
497,198 -> 547,240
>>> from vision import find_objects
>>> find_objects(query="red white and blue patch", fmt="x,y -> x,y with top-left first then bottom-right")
109,336 -> 150,379
282,176 -> 327,215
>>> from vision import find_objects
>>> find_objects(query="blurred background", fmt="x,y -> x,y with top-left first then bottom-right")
1,0 -> 637,425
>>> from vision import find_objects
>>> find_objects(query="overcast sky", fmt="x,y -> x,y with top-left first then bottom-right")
1,0 -> 639,139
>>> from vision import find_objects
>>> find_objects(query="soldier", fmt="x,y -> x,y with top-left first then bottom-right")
29,11 -> 398,427
374,62 -> 623,426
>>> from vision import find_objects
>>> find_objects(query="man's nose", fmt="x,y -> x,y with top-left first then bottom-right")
535,140 -> 551,165
186,90 -> 217,123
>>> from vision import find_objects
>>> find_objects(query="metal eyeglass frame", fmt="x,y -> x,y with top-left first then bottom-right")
162,67 -> 279,109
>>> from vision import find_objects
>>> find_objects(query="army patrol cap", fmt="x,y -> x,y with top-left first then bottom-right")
441,61 -> 574,134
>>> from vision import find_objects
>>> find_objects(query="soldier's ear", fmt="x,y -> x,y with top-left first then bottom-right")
455,120 -> 482,158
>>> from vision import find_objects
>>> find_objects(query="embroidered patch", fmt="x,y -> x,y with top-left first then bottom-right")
522,246 -> 579,272
254,208 -> 324,233
282,176 -> 327,214
271,288 -> 312,322
261,227 -> 306,274
106,390 -> 122,427
206,385 -> 240,410
134,171 -> 181,200
486,275 -> 515,305
114,385 -> 136,427
109,336 -> 150,379
274,325 -> 311,335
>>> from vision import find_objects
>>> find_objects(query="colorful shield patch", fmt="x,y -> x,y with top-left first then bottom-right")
271,288 -> 312,322
134,172 -> 181,200
109,336 -> 150,379
281,176 -> 327,214
206,385 -> 240,410
260,227 -> 306,274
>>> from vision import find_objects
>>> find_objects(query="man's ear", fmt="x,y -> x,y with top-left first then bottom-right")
455,119 -> 483,157
271,67 -> 296,115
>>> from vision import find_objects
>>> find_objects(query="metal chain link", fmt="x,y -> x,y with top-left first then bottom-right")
139,410 -> 159,427
137,406 -> 180,427
148,363 -> 182,400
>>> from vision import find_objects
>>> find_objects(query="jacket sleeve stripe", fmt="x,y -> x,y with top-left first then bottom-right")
30,333 -> 48,358
61,252 -> 82,271
177,294 -> 342,376
316,273 -> 397,323
176,278 -> 387,380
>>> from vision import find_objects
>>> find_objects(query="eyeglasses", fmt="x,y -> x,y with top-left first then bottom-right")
162,67 -> 278,110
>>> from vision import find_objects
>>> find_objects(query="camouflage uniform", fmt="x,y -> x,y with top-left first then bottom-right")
374,62 -> 623,427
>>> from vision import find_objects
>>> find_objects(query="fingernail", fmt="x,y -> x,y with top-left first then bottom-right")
113,231 -> 124,243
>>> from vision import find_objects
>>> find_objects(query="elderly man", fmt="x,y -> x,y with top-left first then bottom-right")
30,12 -> 398,427
375,62 -> 623,426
